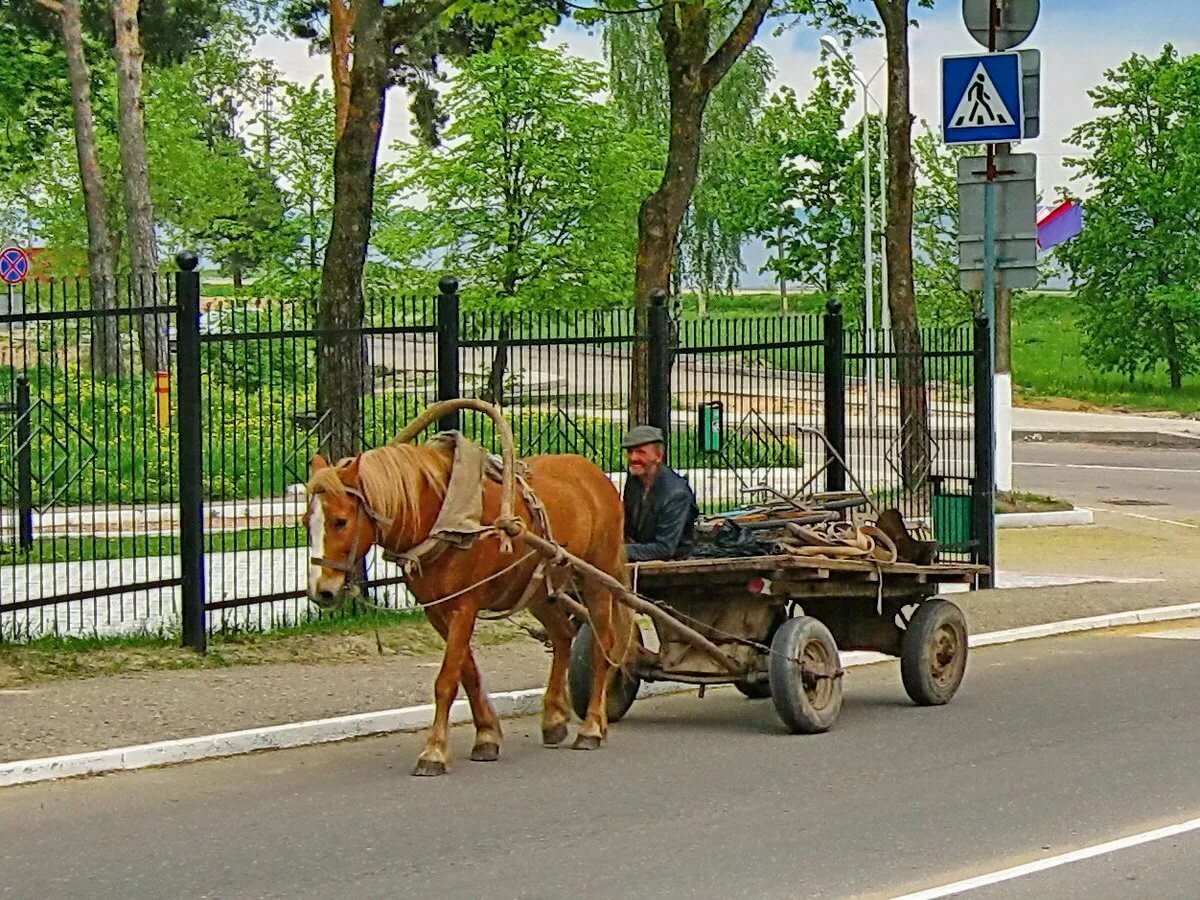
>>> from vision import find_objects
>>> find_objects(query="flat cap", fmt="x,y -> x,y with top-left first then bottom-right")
621,425 -> 665,449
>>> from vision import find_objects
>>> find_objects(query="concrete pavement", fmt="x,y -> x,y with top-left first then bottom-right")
2,623 -> 1197,899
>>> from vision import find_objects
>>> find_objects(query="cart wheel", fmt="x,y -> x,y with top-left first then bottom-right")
568,623 -> 642,723
768,617 -> 843,734
734,678 -> 772,699
900,599 -> 968,706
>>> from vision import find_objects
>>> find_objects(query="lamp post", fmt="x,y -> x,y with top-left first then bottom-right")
821,36 -> 886,414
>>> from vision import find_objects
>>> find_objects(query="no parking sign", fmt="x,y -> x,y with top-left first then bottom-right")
0,246 -> 30,284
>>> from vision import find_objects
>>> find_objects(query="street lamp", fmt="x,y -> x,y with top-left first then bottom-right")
820,35 -> 888,412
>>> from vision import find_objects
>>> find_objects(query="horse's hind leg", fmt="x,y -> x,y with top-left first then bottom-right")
413,605 -> 478,777
530,602 -> 575,747
574,582 -> 615,751
425,605 -> 502,763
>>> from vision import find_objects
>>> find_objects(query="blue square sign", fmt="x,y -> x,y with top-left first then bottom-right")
941,52 -> 1023,144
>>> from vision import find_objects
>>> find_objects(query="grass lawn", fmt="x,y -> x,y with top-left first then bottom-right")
1011,292 -> 1200,416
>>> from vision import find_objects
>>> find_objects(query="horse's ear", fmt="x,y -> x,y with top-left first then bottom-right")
341,454 -> 362,483
311,453 -> 328,473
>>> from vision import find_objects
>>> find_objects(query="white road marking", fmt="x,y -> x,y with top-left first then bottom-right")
1139,626 -> 1200,640
306,496 -> 325,597
889,815 -> 1200,899
1103,510 -> 1200,530
1015,461 -> 1200,475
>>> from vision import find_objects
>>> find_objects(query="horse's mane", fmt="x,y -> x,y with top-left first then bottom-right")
306,443 -> 451,528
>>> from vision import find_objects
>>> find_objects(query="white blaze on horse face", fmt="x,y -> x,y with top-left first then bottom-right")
307,495 -> 326,597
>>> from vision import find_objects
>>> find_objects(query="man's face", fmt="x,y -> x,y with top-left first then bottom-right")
626,442 -> 665,479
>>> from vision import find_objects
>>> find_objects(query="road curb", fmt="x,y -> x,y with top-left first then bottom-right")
1014,429 -> 1200,449
996,507 -> 1094,528
4,602 -> 1199,790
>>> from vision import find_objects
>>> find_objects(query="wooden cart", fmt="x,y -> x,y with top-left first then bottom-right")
568,553 -> 986,735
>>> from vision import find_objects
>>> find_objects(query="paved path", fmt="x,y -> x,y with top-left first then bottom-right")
3,624 -> 1197,899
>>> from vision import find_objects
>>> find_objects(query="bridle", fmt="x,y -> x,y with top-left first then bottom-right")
308,486 -> 394,579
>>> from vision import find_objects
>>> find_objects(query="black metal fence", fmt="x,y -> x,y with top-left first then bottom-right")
0,259 -> 993,645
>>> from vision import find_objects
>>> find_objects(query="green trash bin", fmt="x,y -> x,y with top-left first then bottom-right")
931,477 -> 974,554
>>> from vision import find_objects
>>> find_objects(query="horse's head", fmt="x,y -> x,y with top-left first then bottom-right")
305,454 -> 376,609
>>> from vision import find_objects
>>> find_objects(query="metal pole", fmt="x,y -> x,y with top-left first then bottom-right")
647,288 -> 672,448
822,299 -> 847,493
878,113 -> 890,335
436,276 -> 462,433
15,375 -> 33,553
175,251 -> 207,653
860,89 -> 876,419
982,0 -> 1000,509
972,313 -> 996,588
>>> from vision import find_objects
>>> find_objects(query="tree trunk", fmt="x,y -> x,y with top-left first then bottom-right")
111,0 -> 167,374
875,0 -> 930,499
627,0 -> 771,427
53,0 -> 123,378
1162,305 -> 1183,390
631,85 -> 706,426
330,0 -> 353,139
482,314 -> 512,406
317,1 -> 388,461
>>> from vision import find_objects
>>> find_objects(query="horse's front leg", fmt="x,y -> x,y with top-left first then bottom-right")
413,606 -> 478,777
425,605 -> 503,763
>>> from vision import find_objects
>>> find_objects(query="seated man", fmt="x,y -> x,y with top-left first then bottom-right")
621,425 -> 699,562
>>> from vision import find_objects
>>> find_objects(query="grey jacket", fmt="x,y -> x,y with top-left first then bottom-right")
623,467 -> 699,562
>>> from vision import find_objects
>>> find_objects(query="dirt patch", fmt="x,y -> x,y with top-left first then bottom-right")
1013,393 -> 1196,420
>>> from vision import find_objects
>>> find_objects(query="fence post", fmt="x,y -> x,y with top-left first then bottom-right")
972,313 -> 996,588
647,288 -> 672,445
822,299 -> 846,492
15,375 -> 33,553
436,275 -> 461,433
175,251 -> 207,653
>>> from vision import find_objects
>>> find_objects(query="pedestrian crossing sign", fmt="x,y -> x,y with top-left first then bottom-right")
941,52 -> 1024,144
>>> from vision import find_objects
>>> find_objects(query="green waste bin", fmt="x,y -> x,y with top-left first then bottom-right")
697,401 -> 723,453
931,477 -> 974,554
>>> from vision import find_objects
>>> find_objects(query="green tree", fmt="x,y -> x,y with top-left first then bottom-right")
910,125 -> 973,326
381,47 -> 655,306
377,46 -> 659,398
265,78 -> 336,301
1057,46 -> 1200,390
737,63 -> 865,310
282,0 -> 568,459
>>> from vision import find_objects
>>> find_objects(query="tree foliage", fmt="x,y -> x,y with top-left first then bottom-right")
736,62 -> 867,308
377,46 -> 659,307
1057,46 -> 1200,390
910,124 -> 973,326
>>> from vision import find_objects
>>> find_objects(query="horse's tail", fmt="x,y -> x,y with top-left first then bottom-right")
607,542 -> 640,675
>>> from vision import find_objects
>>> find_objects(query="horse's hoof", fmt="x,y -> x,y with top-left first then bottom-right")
542,724 -> 569,747
469,742 -> 501,762
411,758 -> 448,777
571,733 -> 602,751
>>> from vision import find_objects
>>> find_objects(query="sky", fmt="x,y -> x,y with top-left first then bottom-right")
253,0 -> 1198,286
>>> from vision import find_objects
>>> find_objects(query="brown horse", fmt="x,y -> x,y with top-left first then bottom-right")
304,441 -> 637,776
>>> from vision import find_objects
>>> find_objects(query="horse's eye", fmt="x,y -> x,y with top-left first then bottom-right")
333,518 -> 349,529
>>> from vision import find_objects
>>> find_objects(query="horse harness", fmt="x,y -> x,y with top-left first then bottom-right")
309,468 -> 570,620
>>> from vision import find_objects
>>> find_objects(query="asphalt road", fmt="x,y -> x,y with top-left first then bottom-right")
3,623 -> 1198,900
1014,442 -> 1200,516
